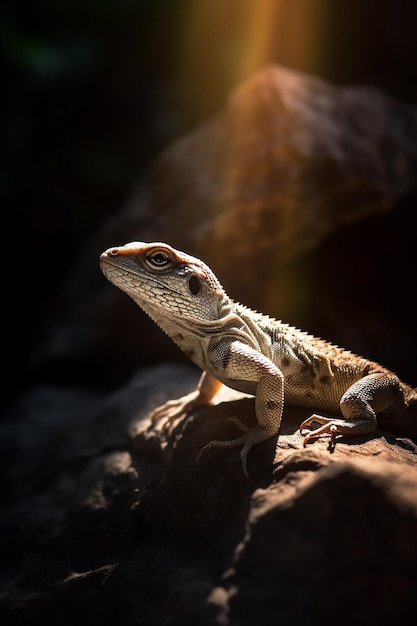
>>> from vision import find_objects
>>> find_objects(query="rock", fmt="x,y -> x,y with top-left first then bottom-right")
1,364 -> 416,625
30,65 -> 417,386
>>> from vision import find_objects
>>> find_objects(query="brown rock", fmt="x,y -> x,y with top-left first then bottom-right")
149,65 -> 417,283
1,364 -> 416,625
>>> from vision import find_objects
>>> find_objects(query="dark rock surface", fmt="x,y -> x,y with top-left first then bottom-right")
1,365 -> 416,625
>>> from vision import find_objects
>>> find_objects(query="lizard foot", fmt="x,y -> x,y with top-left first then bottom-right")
300,414 -> 339,448
196,425 -> 277,478
196,433 -> 250,478
149,391 -> 207,434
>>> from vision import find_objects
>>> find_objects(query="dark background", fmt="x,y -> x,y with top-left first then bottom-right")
2,0 -> 417,404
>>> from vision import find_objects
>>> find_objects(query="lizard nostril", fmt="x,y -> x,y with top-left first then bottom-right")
108,248 -> 119,257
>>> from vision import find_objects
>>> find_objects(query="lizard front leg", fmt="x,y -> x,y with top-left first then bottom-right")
150,371 -> 223,433
300,372 -> 403,446
196,341 -> 285,477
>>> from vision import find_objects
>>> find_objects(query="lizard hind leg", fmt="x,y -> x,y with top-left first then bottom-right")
300,400 -> 378,448
301,372 -> 402,447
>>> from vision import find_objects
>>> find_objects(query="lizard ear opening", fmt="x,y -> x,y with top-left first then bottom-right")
188,275 -> 200,296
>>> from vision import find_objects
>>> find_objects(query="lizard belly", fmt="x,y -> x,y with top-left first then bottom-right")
284,371 -> 355,414
213,369 -> 351,411
284,384 -> 341,413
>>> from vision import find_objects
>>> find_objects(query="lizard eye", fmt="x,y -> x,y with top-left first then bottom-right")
145,251 -> 172,270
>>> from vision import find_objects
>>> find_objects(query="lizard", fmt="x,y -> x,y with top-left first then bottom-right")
100,241 -> 417,477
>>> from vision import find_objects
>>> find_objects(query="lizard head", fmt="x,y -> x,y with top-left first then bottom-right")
100,241 -> 229,324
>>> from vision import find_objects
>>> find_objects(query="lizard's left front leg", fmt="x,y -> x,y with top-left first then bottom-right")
300,372 -> 403,446
196,341 -> 285,477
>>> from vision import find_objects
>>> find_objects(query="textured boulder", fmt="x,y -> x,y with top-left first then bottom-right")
1,365 -> 416,625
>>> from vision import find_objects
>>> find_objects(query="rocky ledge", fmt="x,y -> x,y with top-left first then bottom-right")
1,364 -> 416,625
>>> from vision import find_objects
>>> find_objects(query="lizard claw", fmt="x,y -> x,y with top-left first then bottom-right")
227,416 -> 251,432
195,435 -> 250,478
300,414 -> 339,447
195,424 -> 277,478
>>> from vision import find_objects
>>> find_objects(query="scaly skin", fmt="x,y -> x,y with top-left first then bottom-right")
100,241 -> 417,477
